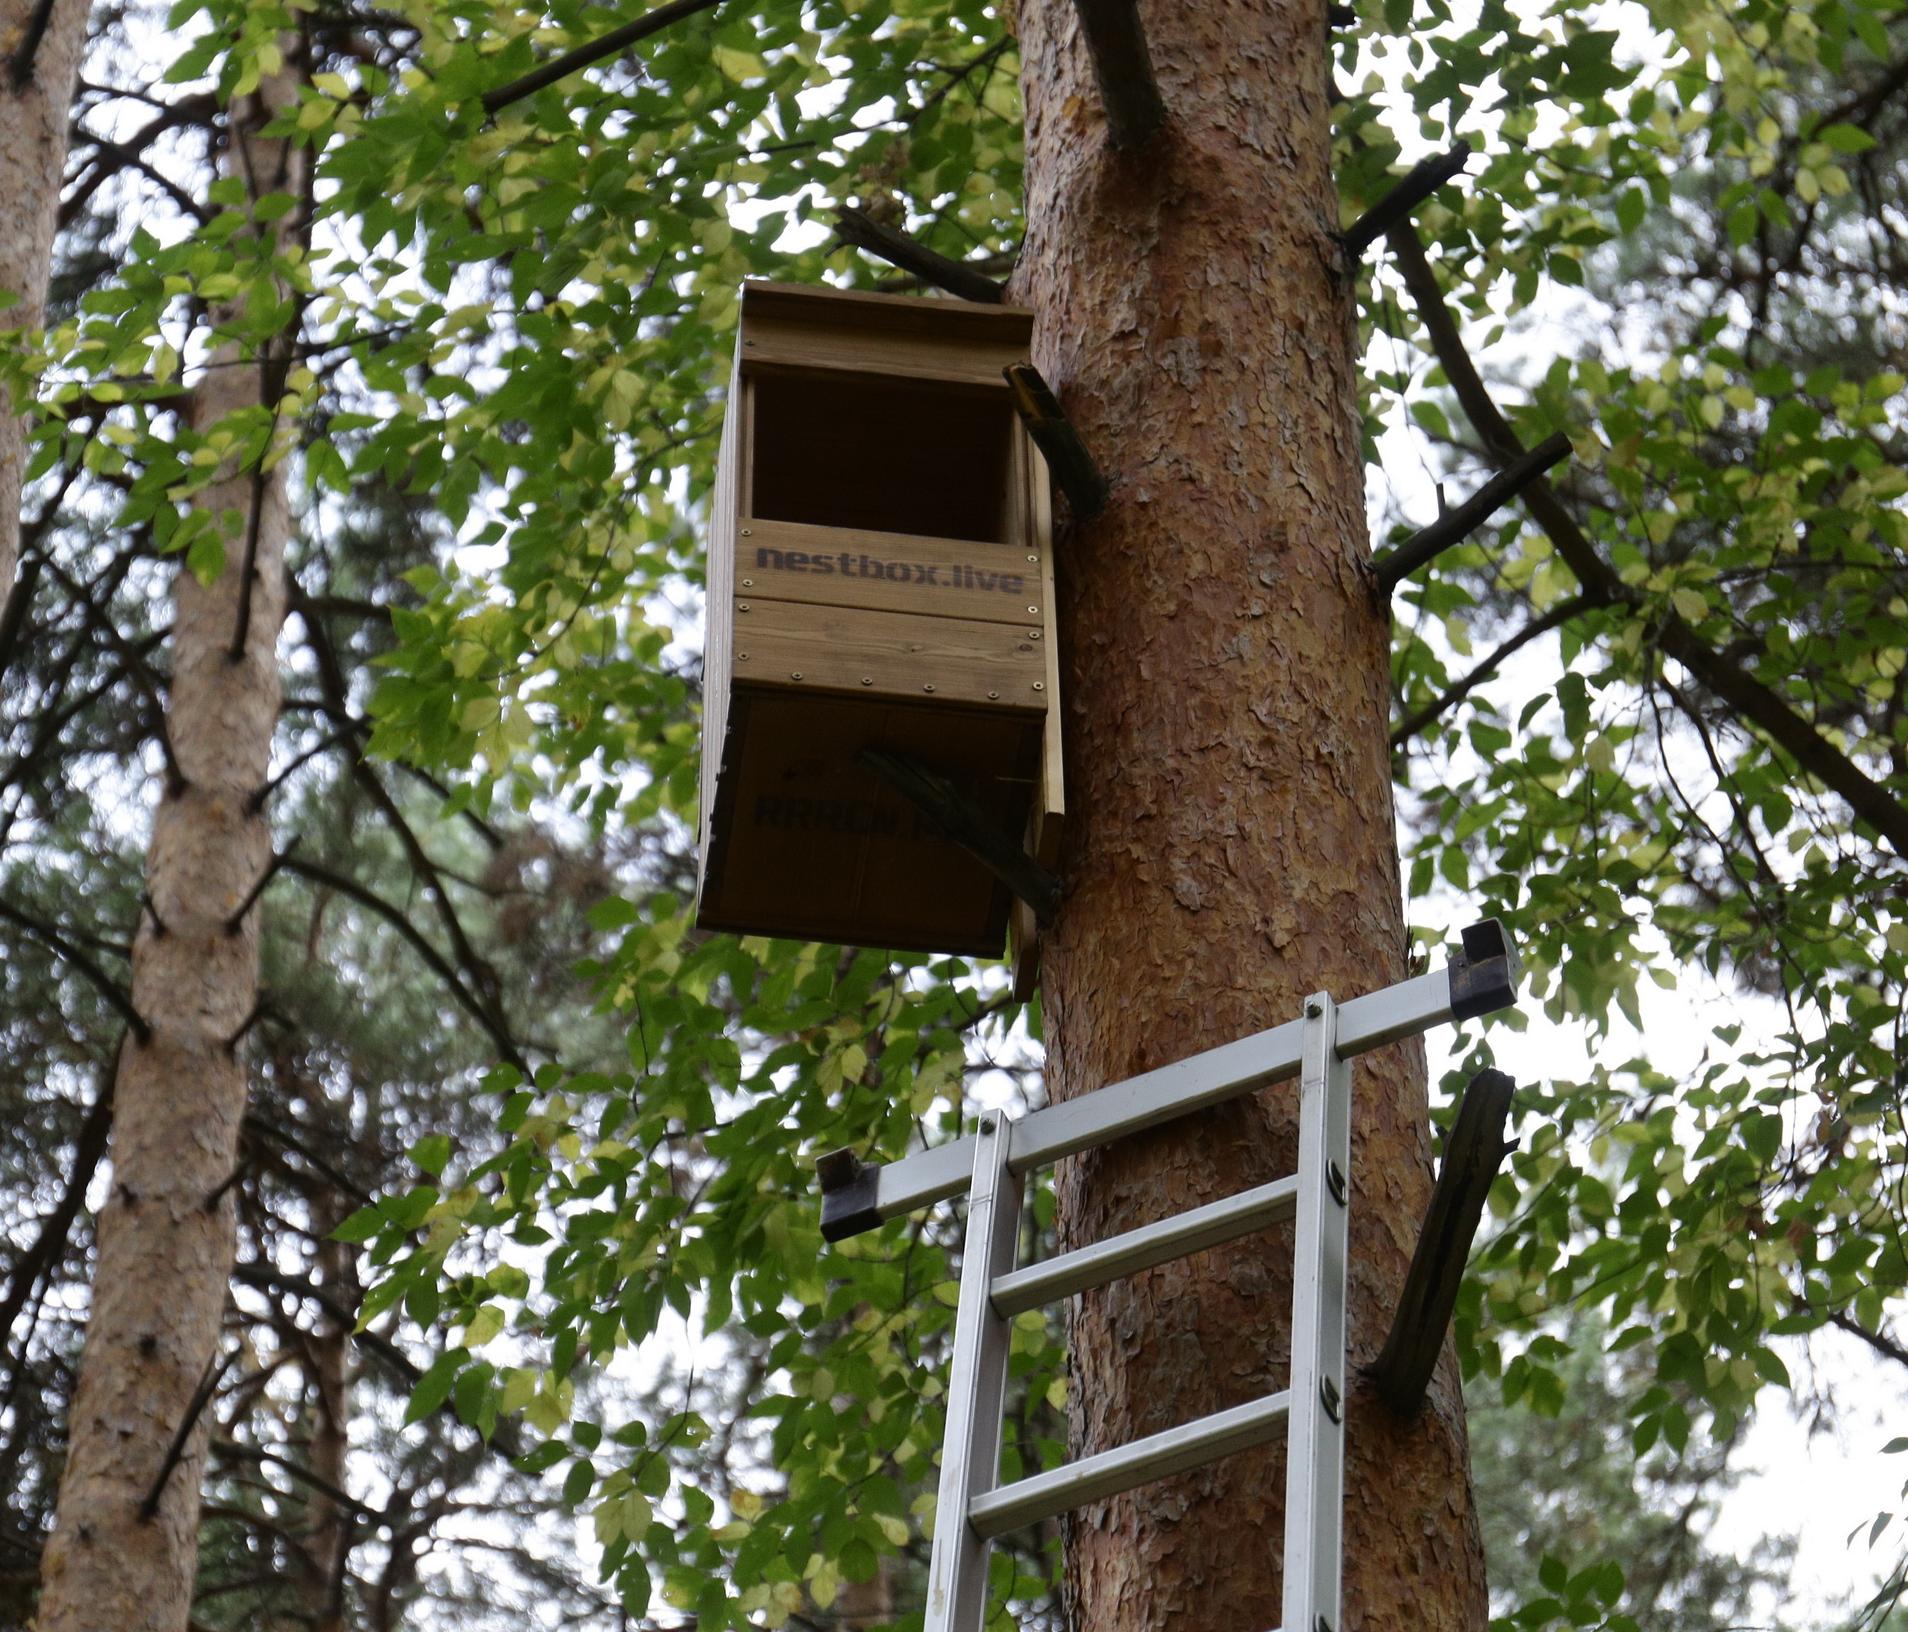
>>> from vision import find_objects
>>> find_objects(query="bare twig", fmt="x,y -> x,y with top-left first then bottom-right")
1391,594 -> 1598,746
140,1345 -> 241,1520
1372,430 -> 1573,591
479,0 -> 723,115
835,206 -> 1006,303
1071,0 -> 1166,151
1344,142 -> 1471,258
1004,362 -> 1109,520
0,897 -> 150,1042
7,0 -> 60,87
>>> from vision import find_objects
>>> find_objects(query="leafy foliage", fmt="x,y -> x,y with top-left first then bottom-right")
7,0 -> 1908,1624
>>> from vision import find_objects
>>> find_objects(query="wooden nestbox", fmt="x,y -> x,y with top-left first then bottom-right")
696,282 -> 1062,958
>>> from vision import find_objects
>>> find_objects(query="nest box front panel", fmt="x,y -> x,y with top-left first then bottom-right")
697,282 -> 1059,956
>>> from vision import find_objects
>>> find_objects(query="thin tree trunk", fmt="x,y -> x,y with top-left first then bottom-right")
37,66 -> 302,1632
0,0 -> 92,609
1012,3 -> 1489,1629
302,1228 -> 354,1632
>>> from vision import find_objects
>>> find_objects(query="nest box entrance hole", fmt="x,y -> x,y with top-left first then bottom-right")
748,371 -> 1016,546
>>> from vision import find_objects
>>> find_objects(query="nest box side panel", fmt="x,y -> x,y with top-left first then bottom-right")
696,357 -> 746,907
696,692 -> 1043,954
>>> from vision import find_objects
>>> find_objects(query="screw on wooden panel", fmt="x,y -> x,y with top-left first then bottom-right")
861,677 -> 873,686
741,578 -> 753,586
923,684 -> 935,693
738,603 -> 751,612
738,652 -> 749,660
988,691 -> 1000,699
1327,1161 -> 1347,1206
1027,605 -> 1039,614
791,671 -> 803,680
1028,630 -> 1041,639
1027,554 -> 1039,562
1321,1376 -> 1342,1424
1033,682 -> 1045,691
741,528 -> 751,536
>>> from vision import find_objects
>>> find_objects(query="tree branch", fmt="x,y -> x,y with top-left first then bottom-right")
1344,142 -> 1470,258
835,206 -> 1006,303
0,1054 -> 114,1352
479,0 -> 723,115
0,897 -> 149,1042
1070,0 -> 1166,151
1004,362 -> 1109,520
277,855 -> 526,1072
1387,221 -> 1908,859
7,0 -> 60,87
1391,594 -> 1598,747
1372,430 -> 1573,592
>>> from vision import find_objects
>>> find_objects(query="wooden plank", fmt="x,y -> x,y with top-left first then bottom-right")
740,279 -> 1033,346
735,519 -> 1049,627
1026,431 -> 1065,868
695,690 -> 1041,955
733,601 -> 1048,711
740,305 -> 1027,389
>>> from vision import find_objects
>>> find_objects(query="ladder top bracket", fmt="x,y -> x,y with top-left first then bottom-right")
1449,917 -> 1520,1022
818,1149 -> 882,1241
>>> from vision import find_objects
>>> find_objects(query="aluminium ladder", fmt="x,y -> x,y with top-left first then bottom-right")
817,921 -> 1521,1632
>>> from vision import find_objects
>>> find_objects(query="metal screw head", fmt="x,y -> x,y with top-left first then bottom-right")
1305,998 -> 1323,1017
861,676 -> 873,686
1027,604 -> 1040,614
987,690 -> 999,700
922,683 -> 935,693
737,652 -> 749,660
1028,630 -> 1041,640
1033,682 -> 1045,691
1026,554 -> 1039,563
738,603 -> 751,612
741,578 -> 753,587
741,528 -> 751,536
980,1116 -> 995,1134
790,671 -> 803,680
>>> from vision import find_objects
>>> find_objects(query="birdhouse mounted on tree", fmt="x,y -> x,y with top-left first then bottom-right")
696,281 -> 1063,957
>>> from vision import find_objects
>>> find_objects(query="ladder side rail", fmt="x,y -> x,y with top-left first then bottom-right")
966,1388 -> 1293,1540
1281,993 -> 1353,1632
990,1173 -> 1299,1318
922,1115 -> 1022,1632
823,953 -> 1495,1240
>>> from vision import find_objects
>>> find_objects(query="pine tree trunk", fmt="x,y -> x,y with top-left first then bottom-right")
1012,4 -> 1489,1629
302,1229 -> 354,1632
37,73 -> 301,1632
0,0 -> 91,609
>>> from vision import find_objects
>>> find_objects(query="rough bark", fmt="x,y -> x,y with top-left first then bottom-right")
0,0 -> 91,611
1011,3 -> 1489,1630
37,68 -> 302,1632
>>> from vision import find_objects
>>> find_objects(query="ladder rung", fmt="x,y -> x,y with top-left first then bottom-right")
990,1175 -> 1299,1318
967,1389 -> 1292,1539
